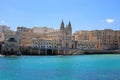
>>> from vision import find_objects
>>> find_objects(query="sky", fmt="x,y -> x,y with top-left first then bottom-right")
0,0 -> 120,33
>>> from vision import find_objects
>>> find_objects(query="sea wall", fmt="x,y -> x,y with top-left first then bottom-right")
1,47 -> 120,56
83,50 -> 119,54
20,47 -> 83,55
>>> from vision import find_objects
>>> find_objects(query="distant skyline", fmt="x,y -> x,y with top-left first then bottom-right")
0,0 -> 120,32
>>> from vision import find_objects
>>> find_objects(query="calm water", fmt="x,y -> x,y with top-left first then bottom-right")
0,54 -> 120,80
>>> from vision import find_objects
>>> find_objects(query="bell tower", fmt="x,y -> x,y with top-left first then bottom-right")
60,20 -> 65,30
59,20 -> 73,49
66,21 -> 72,35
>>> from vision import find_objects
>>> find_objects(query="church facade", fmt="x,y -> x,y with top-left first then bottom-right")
60,21 -> 74,48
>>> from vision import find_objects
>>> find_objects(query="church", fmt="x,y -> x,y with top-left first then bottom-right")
60,21 -> 75,48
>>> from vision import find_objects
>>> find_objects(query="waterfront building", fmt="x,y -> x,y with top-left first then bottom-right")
2,21 -> 120,52
2,30 -> 20,55
102,29 -> 114,50
89,30 -> 102,50
77,41 -> 96,50
74,30 -> 97,50
18,32 -> 41,47
90,29 -> 114,50
74,30 -> 90,42
32,38 -> 60,49
31,21 -> 74,49
114,30 -> 120,49
59,21 -> 73,48
2,21 -> 120,56
74,29 -> 120,50
17,26 -> 58,48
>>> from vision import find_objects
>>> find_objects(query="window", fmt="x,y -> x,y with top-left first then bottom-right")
11,48 -> 13,52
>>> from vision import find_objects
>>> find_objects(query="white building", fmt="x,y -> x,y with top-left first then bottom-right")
32,38 -> 60,49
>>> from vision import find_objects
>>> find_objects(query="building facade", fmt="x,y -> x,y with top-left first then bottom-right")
74,29 -> 120,50
59,21 -> 73,48
2,21 -> 119,51
32,38 -> 60,49
74,30 -> 97,50
31,21 -> 74,49
2,31 -> 20,55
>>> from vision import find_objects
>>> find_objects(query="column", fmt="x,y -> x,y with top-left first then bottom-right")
52,49 -> 53,55
45,49 -> 47,55
64,49 -> 65,55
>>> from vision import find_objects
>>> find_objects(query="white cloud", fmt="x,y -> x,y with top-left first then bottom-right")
105,19 -> 114,23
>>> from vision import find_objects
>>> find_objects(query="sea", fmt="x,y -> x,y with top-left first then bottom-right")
0,54 -> 120,80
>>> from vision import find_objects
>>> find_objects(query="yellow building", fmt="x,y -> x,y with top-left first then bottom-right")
74,30 -> 97,50
18,32 -> 43,47
114,30 -> 120,49
74,29 -> 120,50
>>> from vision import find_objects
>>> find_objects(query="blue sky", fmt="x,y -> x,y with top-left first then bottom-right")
0,0 -> 120,32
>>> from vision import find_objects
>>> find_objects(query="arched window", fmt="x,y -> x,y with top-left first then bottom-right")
6,48 -> 8,51
11,48 -> 13,51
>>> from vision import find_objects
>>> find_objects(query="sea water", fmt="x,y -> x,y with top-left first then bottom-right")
0,54 -> 120,80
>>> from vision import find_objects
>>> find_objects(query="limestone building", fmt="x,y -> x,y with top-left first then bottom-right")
74,30 -> 97,50
31,21 -> 74,49
2,31 -> 20,55
74,29 -> 120,50
59,21 -> 73,48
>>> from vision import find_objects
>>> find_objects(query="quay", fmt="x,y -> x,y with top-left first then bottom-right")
19,47 -> 120,55
20,47 -> 83,55
0,47 -> 120,56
